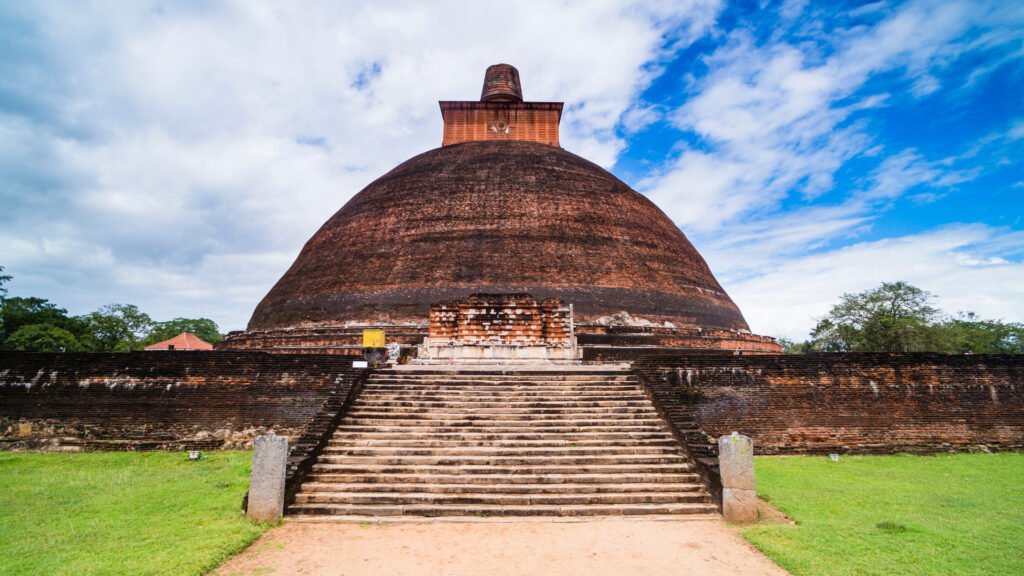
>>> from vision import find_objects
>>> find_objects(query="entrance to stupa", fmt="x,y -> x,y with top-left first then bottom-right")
416,293 -> 581,364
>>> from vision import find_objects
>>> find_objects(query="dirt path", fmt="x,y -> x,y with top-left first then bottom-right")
214,518 -> 789,576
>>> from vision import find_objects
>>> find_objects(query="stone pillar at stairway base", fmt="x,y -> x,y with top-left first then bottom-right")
247,433 -> 288,522
719,432 -> 757,523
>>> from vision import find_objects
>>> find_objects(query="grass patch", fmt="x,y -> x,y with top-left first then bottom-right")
743,453 -> 1024,576
0,451 -> 268,576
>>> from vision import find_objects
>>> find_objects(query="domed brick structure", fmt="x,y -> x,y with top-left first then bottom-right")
221,64 -> 781,357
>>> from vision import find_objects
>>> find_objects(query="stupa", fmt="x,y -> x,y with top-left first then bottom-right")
220,64 -> 781,358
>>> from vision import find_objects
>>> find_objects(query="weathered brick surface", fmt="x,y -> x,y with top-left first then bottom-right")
579,325 -> 782,360
0,352 -> 366,452
248,140 -> 750,334
480,63 -> 523,102
219,325 -> 427,355
441,63 -> 560,147
634,354 -> 1024,456
235,64 -> 773,354
428,293 -> 572,345
440,102 -> 562,147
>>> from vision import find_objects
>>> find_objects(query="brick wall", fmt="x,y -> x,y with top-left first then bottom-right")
440,102 -> 562,147
0,351 -> 365,451
428,293 -> 572,346
634,353 -> 1024,456
218,325 -> 427,355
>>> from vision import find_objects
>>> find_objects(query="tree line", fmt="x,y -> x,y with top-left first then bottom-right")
781,281 -> 1023,354
0,267 -> 223,352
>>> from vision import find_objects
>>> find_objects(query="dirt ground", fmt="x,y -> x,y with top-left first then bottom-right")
213,518 -> 789,576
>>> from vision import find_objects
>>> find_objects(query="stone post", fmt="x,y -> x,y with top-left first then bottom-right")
718,432 -> 757,523
247,433 -> 288,522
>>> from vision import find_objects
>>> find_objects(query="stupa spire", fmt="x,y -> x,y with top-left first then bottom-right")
439,63 -> 562,147
480,64 -> 523,102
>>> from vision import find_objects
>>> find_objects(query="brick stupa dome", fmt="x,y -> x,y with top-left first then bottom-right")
248,140 -> 749,332
224,64 -> 780,356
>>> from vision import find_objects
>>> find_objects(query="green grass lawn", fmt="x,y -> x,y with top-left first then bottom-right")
0,451 -> 268,576
744,453 -> 1024,576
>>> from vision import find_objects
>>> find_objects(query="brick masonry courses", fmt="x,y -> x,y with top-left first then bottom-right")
243,140 -> 754,335
219,323 -> 782,358
0,351 -> 366,454
224,63 -> 782,356
3,351 -> 1023,517
7,352 -> 1018,457
631,353 -> 1024,507
428,294 -> 572,346
634,353 -> 1024,457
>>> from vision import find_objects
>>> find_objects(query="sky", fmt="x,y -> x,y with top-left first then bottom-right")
1,0 -> 1022,340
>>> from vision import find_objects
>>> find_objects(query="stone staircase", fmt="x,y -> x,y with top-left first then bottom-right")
288,366 -> 717,519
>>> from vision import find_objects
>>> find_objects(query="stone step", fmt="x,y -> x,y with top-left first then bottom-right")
316,454 -> 688,466
333,425 -> 671,434
385,375 -> 633,379
352,399 -> 655,407
287,502 -> 718,517
309,463 -> 694,475
353,399 -> 654,409
368,375 -> 634,380
291,368 -> 713,519
368,376 -> 638,382
298,481 -> 705,494
364,383 -> 641,389
361,386 -> 643,395
331,431 -> 676,442
305,472 -> 703,485
293,491 -> 710,506
364,378 -> 639,385
356,393 -> 650,402
330,439 -> 679,449
377,369 -> 630,374
339,420 -> 667,428
337,422 -> 671,430
343,410 -> 660,421
384,369 -> 630,374
349,409 -> 660,418
321,446 -> 682,457
343,415 -> 668,423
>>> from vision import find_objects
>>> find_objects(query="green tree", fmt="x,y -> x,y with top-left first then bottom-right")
0,266 -> 11,339
1,297 -> 90,350
0,266 -> 11,299
810,281 -> 939,352
142,317 -> 223,346
777,337 -> 814,354
79,304 -> 154,352
932,312 -> 1024,354
5,324 -> 85,352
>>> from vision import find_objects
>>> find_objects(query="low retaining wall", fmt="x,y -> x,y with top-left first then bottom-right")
0,351 -> 366,451
634,353 -> 1024,457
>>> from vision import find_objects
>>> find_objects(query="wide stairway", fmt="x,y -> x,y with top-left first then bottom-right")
289,366 -> 717,519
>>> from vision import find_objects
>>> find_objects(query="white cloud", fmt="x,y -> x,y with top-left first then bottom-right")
635,0 -> 1024,340
731,225 -> 1024,340
862,149 -> 977,200
0,0 -> 723,330
642,0 -> 1023,233
2,0 -> 1021,344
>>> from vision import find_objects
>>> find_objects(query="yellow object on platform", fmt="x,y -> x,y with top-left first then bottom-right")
362,329 -> 385,348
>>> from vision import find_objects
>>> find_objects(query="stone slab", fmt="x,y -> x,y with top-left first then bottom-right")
718,432 -> 755,490
722,487 -> 758,523
248,434 -> 288,522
